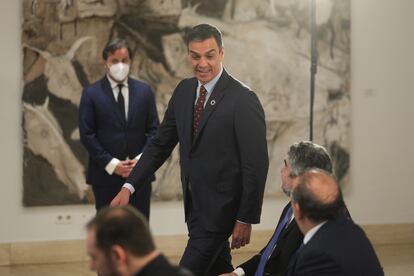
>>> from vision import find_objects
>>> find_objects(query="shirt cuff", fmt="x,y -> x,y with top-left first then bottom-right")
122,183 -> 135,195
234,267 -> 245,276
236,220 -> 250,224
134,153 -> 142,160
105,158 -> 120,175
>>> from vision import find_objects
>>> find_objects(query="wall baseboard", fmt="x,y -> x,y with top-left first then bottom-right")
1,223 -> 413,266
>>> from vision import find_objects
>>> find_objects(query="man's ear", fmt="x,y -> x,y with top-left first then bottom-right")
103,60 -> 109,71
110,245 -> 127,265
292,201 -> 303,220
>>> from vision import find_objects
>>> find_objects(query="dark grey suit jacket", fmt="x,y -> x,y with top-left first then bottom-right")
127,69 -> 269,233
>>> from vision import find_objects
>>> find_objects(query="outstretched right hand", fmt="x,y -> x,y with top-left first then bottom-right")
110,187 -> 131,206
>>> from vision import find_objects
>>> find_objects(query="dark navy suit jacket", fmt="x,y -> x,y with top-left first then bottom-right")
239,203 -> 303,276
286,217 -> 384,276
134,254 -> 194,276
79,76 -> 159,188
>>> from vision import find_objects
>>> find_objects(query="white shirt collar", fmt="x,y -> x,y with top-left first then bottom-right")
107,74 -> 128,89
303,221 -> 327,245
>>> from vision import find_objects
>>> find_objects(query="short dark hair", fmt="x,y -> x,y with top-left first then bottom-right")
291,170 -> 345,223
287,141 -> 333,177
87,206 -> 155,257
185,23 -> 223,49
102,38 -> 132,60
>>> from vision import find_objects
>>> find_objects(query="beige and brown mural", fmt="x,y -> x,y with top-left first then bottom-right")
22,0 -> 350,206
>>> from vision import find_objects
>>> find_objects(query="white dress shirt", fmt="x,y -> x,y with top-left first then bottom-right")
303,221 -> 327,245
194,66 -> 223,107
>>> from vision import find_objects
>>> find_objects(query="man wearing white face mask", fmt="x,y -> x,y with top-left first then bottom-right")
79,38 -> 159,217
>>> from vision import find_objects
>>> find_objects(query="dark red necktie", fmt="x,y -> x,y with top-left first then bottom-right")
193,85 -> 207,137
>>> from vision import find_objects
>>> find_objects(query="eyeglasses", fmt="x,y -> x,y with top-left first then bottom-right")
284,159 -> 288,167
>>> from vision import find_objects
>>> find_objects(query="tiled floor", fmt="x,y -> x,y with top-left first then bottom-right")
1,243 -> 413,275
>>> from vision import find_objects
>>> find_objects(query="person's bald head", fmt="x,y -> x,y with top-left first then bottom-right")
87,205 -> 155,257
291,169 -> 345,224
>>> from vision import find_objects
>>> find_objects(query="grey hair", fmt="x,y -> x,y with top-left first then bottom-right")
287,141 -> 333,177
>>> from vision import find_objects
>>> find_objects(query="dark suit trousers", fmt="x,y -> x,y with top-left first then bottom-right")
179,193 -> 233,276
92,180 -> 151,219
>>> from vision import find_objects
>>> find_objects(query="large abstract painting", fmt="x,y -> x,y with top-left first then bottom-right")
22,0 -> 350,206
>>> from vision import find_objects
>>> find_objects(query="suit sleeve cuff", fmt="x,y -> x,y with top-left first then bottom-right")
105,158 -> 120,175
234,267 -> 245,276
123,183 -> 135,195
134,153 -> 142,160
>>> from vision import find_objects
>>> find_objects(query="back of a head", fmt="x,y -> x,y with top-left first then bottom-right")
185,23 -> 223,49
87,205 -> 155,257
292,170 -> 345,223
288,141 -> 333,177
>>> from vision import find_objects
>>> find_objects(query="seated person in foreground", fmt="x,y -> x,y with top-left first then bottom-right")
286,169 -> 383,276
86,205 -> 193,276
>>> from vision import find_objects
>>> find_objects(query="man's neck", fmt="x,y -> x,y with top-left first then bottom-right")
107,73 -> 127,85
129,250 -> 160,275
303,220 -> 327,244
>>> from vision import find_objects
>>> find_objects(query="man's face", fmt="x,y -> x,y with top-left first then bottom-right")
281,158 -> 295,197
86,228 -> 120,276
105,47 -> 131,83
105,47 -> 130,70
187,37 -> 224,84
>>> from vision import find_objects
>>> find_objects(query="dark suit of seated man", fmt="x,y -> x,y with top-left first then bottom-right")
221,141 -> 336,276
286,170 -> 384,276
86,205 -> 193,276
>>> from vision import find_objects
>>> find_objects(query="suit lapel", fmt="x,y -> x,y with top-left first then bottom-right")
101,77 -> 126,125
184,78 -> 198,147
268,203 -> 294,259
127,78 -> 137,126
192,70 -> 230,145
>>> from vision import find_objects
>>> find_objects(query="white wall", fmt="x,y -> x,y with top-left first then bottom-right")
1,0 -> 413,243
348,0 -> 414,223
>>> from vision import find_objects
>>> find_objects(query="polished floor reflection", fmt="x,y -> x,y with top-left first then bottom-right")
0,243 -> 413,276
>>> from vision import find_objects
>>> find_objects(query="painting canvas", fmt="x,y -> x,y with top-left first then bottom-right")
21,0 -> 350,206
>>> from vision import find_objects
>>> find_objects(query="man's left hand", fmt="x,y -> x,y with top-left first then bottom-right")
127,159 -> 138,167
231,221 -> 251,249
121,159 -> 138,178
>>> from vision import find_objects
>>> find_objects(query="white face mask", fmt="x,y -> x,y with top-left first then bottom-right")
109,63 -> 130,82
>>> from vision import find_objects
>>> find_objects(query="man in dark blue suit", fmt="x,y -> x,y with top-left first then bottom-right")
79,38 -> 159,216
287,170 -> 383,276
111,24 -> 269,275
